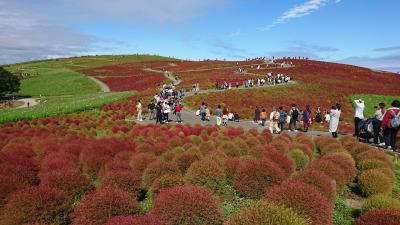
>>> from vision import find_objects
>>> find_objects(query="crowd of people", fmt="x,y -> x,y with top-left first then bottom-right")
195,103 -> 240,126
215,73 -> 292,91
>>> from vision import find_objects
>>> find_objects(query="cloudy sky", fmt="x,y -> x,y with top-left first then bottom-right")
1,0 -> 399,71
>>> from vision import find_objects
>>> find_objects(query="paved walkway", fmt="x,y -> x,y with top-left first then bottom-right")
16,98 -> 39,109
88,76 -> 110,92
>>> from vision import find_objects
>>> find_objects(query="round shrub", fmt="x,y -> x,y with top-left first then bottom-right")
265,180 -> 332,225
234,158 -> 285,199
173,151 -> 202,173
150,185 -> 223,225
72,187 -> 140,225
357,158 -> 392,171
161,147 -> 185,161
129,152 -> 157,175
199,141 -> 216,155
0,185 -> 71,225
142,160 -> 180,188
295,135 -> 314,150
359,169 -> 394,196
100,170 -> 142,197
185,159 -> 227,194
218,141 -> 241,157
270,139 -> 289,152
0,156 -> 39,185
152,174 -> 185,194
349,144 -> 373,158
361,194 -> 400,214
319,142 -> 345,155
309,159 -> 347,191
288,149 -> 310,171
106,215 -> 162,225
288,143 -> 313,160
263,149 -> 294,176
40,168 -> 92,200
292,168 -> 337,203
356,208 -> 400,225
203,150 -> 228,167
224,201 -> 310,225
0,175 -> 27,207
321,155 -> 356,183
225,157 -> 241,184
356,150 -> 394,170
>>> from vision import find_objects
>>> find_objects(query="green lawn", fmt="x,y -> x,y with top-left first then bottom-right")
0,92 -> 134,123
55,54 -> 176,70
351,94 -> 400,118
6,61 -> 100,96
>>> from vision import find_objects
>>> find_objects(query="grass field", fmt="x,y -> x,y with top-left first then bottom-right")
351,94 -> 400,118
0,91 -> 134,123
6,61 -> 100,96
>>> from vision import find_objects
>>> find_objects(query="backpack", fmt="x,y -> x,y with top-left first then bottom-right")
273,112 -> 280,121
279,112 -> 286,123
292,109 -> 299,119
390,111 -> 400,129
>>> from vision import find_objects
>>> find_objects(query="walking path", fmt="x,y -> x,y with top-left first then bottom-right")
16,98 -> 39,109
88,76 -> 110,93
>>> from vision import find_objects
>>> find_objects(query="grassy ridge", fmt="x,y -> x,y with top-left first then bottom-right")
6,61 -> 100,96
0,92 -> 134,123
351,94 -> 400,118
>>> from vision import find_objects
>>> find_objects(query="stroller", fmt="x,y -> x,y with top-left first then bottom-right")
357,118 -> 374,143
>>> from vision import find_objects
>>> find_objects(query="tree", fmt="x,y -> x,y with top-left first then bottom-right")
0,67 -> 20,97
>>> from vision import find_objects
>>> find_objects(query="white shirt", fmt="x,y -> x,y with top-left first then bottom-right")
354,100 -> 365,119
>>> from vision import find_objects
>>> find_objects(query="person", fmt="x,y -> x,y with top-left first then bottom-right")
175,103 -> 183,123
303,105 -> 311,132
215,105 -> 223,126
205,107 -> 211,121
278,107 -> 287,131
329,103 -> 341,138
163,102 -> 171,123
380,100 -> 400,151
269,107 -> 281,134
324,111 -> 331,123
289,104 -> 299,132
148,102 -> 156,120
354,99 -> 365,137
222,108 -> 229,126
260,109 -> 267,126
136,100 -> 143,121
373,103 -> 385,146
156,102 -> 163,124
254,106 -> 261,124
200,102 -> 207,121
228,111 -> 234,121
27,101 -> 30,108
315,107 -> 322,123
234,113 -> 240,122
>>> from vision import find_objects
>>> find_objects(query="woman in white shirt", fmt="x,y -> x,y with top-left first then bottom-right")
329,103 -> 341,138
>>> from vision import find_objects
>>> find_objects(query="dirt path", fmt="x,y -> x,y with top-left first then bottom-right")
16,98 -> 39,109
88,76 -> 110,92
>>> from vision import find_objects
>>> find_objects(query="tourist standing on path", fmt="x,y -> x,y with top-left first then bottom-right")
174,103 -> 183,123
136,100 -> 143,121
278,107 -> 287,131
200,102 -> 207,121
354,99 -> 365,137
289,104 -> 299,132
381,100 -> 400,151
315,107 -> 322,123
148,102 -> 156,120
205,106 -> 211,121
373,103 -> 386,146
156,102 -> 163,124
254,106 -> 261,124
215,105 -> 223,126
222,108 -> 229,126
269,107 -> 281,134
329,103 -> 341,138
260,109 -> 267,126
303,105 -> 311,132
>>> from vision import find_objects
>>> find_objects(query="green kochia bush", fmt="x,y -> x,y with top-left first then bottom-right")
150,185 -> 223,225
359,169 -> 394,196
288,149 -> 309,170
224,201 -> 311,225
361,194 -> 400,214
142,160 -> 180,188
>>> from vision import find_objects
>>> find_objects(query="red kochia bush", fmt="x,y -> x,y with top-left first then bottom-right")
292,168 -> 337,203
0,185 -> 71,225
321,155 -> 356,183
150,185 -> 223,225
106,215 -> 163,225
234,158 -> 285,199
72,187 -> 140,225
263,149 -> 294,176
265,180 -> 332,225
100,170 -> 142,197
356,208 -> 400,225
309,159 -> 347,191
142,160 -> 180,188
0,175 -> 27,207
0,155 -> 39,185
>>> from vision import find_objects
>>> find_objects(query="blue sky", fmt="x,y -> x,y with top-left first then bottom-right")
1,0 -> 399,71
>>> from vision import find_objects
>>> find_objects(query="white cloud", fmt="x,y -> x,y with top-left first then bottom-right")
337,54 -> 400,72
260,0 -> 342,31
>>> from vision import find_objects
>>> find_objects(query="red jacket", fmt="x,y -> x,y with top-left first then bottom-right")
175,105 -> 183,113
381,108 -> 400,130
